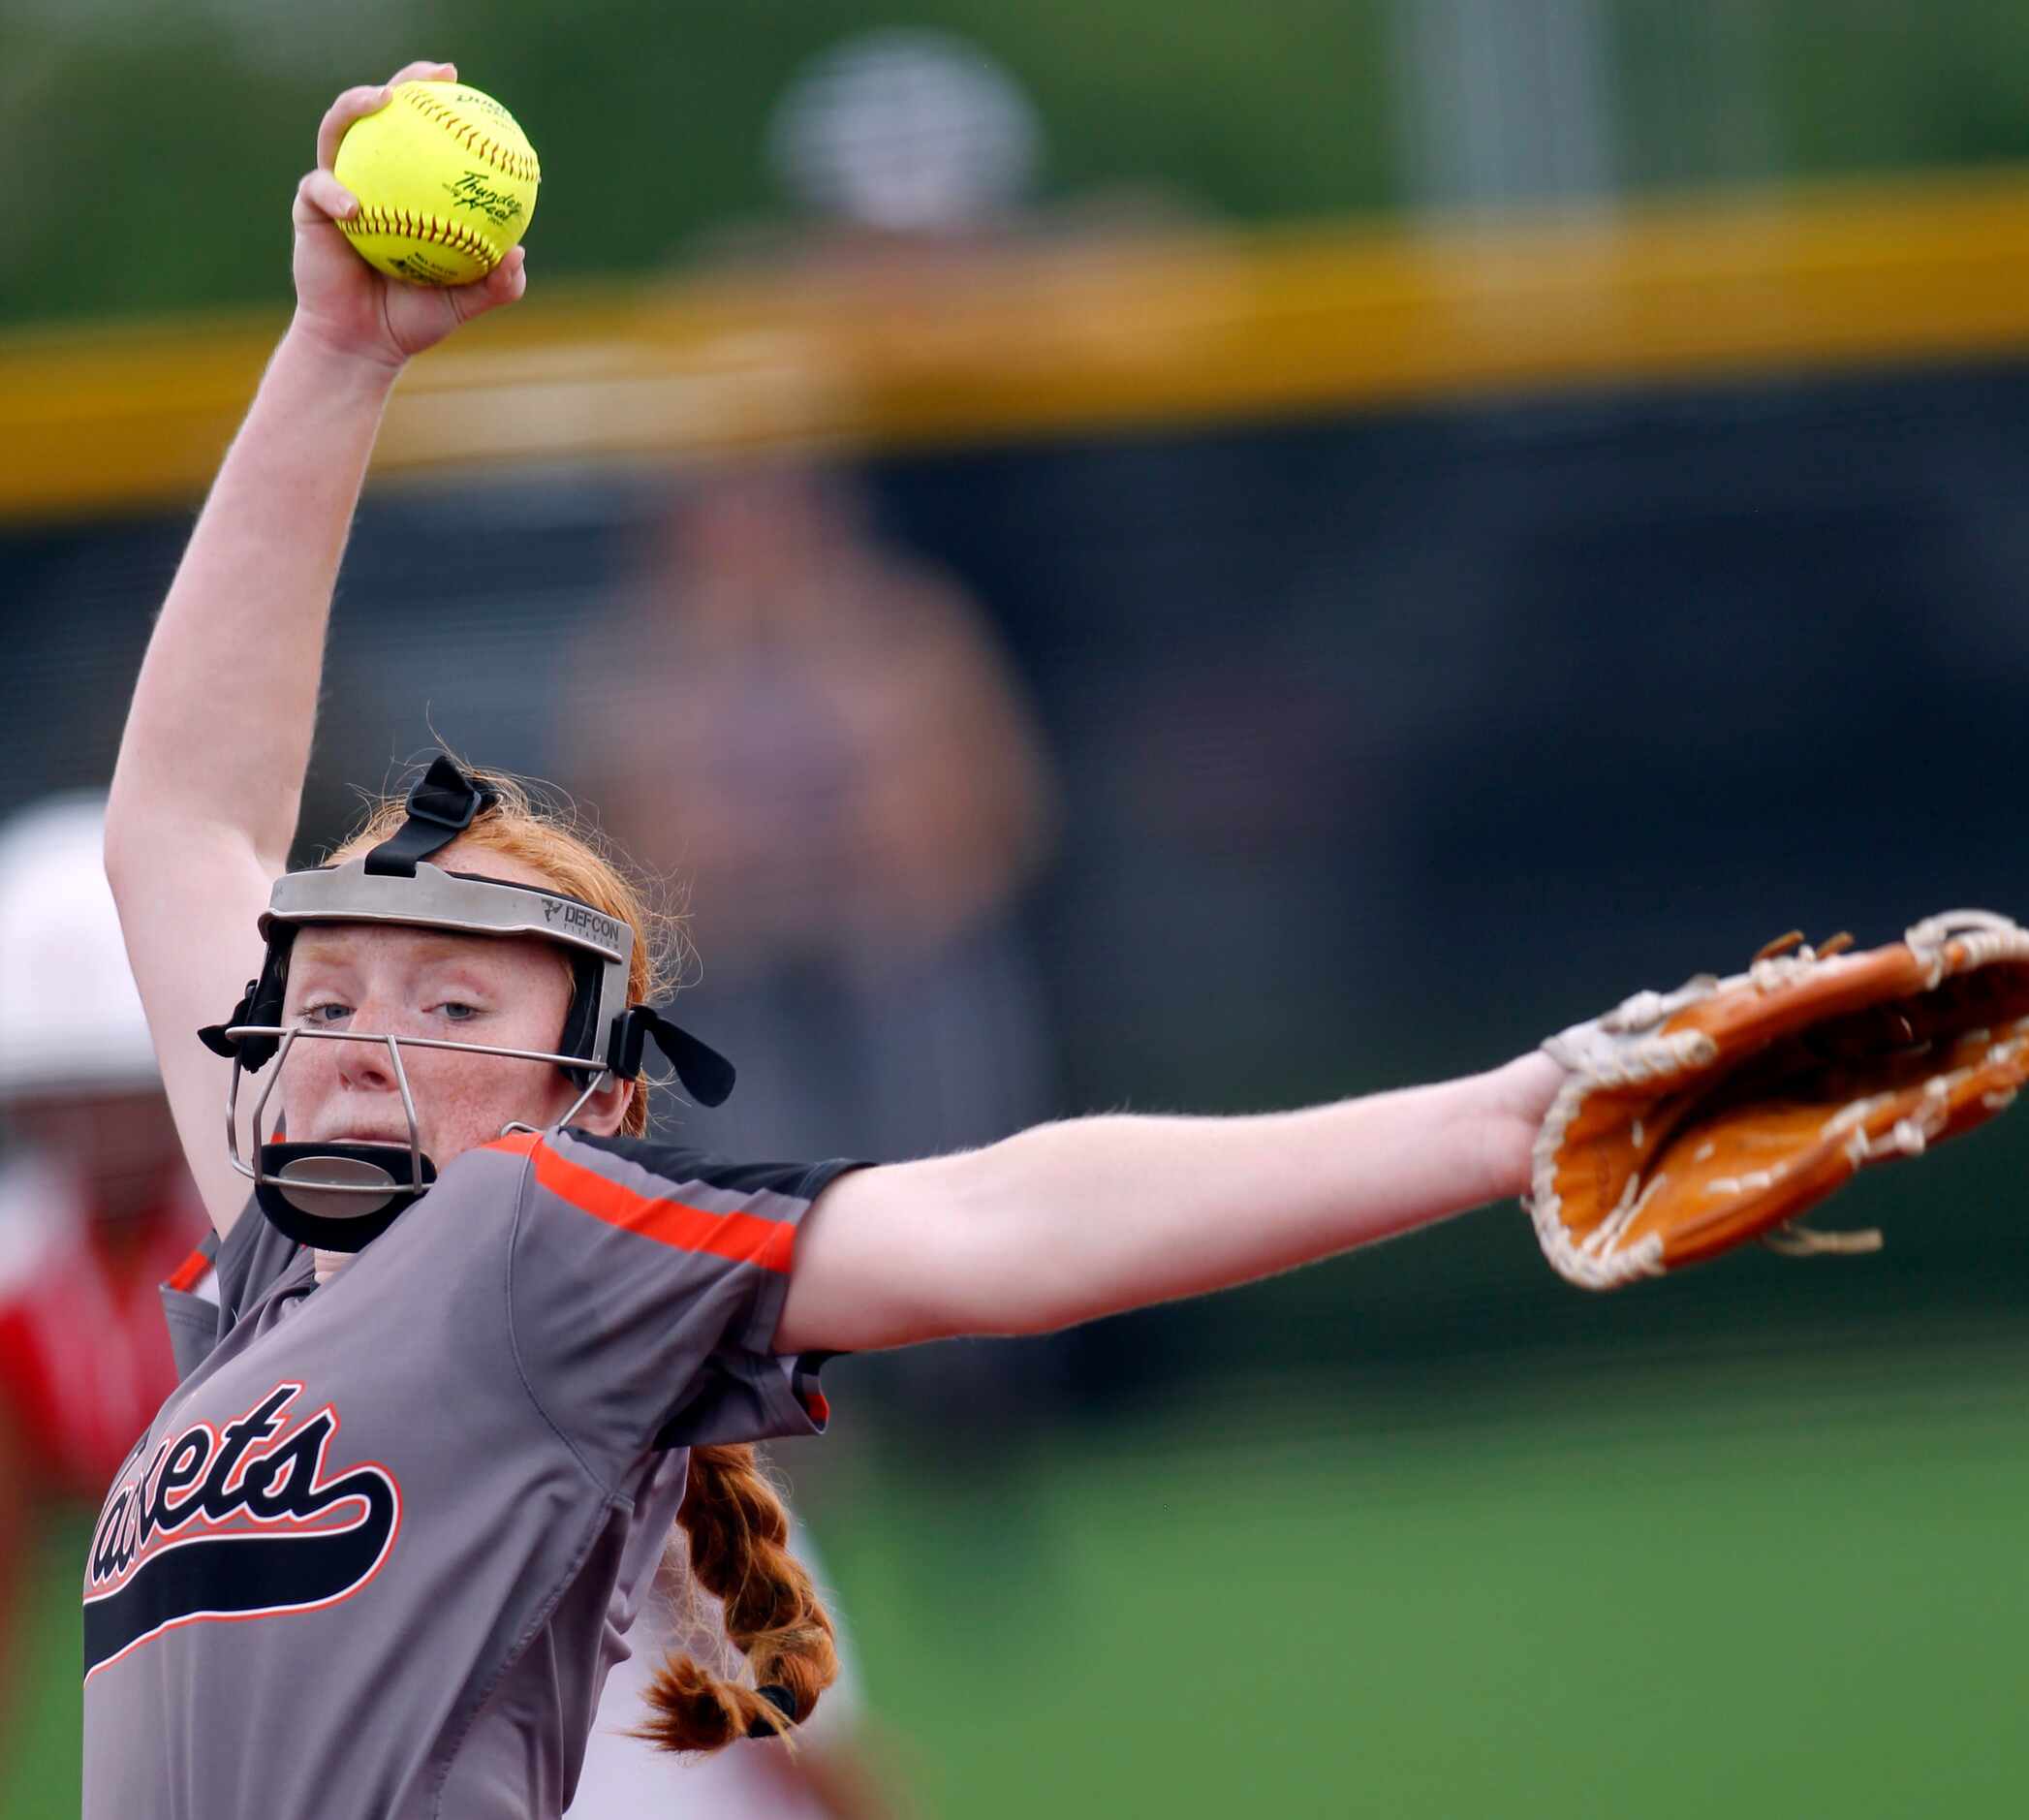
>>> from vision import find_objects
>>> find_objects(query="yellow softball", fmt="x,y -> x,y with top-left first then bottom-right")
332,81 -> 540,286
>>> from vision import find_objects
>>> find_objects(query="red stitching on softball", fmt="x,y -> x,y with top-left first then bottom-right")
341,205 -> 500,270
397,87 -> 541,185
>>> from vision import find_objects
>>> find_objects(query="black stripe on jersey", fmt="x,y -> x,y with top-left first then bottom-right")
83,1503 -> 396,1677
563,1133 -> 868,1207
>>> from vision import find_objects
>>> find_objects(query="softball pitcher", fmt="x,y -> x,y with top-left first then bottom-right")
85,62 -> 1565,1818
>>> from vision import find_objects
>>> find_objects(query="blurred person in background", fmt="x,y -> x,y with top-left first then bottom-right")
576,459 -> 1057,1166
0,796 -> 206,1731
570,457 -> 1062,1434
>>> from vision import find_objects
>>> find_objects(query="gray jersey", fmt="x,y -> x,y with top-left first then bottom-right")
81,1129 -> 855,1820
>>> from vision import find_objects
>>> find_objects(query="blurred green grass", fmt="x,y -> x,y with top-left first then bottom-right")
814,1333 -> 2029,1819
2,1515 -> 84,1820
9,1330 -> 2028,1817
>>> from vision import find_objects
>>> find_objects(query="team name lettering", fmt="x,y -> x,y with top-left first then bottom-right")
83,1383 -> 400,1678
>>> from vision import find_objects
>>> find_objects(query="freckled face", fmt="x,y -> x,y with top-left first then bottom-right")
277,923 -> 580,1164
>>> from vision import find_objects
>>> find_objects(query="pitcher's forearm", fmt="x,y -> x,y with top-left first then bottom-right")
959,1065 -> 1542,1333
109,324 -> 401,868
781,1053 -> 1563,1353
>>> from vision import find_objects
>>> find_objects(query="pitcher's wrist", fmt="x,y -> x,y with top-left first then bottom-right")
280,311 -> 411,386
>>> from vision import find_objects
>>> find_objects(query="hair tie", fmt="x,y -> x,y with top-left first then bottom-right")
747,1683 -> 798,1739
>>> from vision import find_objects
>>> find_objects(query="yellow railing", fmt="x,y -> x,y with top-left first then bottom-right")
9,171 -> 2029,521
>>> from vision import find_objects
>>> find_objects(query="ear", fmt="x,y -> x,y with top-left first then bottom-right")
574,1073 -> 635,1137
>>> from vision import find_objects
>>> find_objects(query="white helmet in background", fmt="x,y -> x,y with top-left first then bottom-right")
768,29 -> 1042,234
0,793 -> 158,1099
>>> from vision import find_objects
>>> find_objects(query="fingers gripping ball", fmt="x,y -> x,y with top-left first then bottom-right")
333,81 -> 539,285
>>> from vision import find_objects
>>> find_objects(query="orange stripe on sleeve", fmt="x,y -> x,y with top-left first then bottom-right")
491,1131 -> 795,1273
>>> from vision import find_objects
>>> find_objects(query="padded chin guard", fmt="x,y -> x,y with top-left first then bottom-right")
254,1143 -> 438,1252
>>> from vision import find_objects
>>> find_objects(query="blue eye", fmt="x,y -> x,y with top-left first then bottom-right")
302,1003 -> 351,1025
437,1002 -> 480,1023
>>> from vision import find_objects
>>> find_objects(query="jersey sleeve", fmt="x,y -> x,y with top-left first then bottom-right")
501,1129 -> 861,1476
156,1231 -> 223,1383
210,1198 -> 302,1332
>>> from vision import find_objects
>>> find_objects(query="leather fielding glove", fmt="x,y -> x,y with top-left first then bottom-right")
1530,911 -> 2029,1289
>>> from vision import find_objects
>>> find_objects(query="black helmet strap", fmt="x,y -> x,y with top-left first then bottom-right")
197,927 -> 297,1073
363,755 -> 498,877
609,1005 -> 736,1107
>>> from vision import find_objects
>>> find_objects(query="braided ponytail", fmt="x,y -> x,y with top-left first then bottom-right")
636,1443 -> 840,1752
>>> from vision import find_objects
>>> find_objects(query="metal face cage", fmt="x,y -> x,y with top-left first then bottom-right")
222,1021 -> 617,1206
